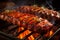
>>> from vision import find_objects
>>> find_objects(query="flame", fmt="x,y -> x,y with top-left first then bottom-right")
28,35 -> 34,40
18,27 -> 24,32
50,30 -> 53,36
17,30 -> 31,39
28,33 -> 39,40
17,28 -> 35,40
44,30 -> 54,37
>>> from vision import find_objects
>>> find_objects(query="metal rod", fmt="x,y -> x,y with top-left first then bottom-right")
0,31 -> 20,40
35,35 -> 41,40
15,29 -> 27,37
46,0 -> 54,10
6,25 -> 18,33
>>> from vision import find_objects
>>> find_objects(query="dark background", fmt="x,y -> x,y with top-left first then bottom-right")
0,0 -> 60,11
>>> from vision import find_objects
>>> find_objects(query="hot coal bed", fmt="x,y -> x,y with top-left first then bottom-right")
0,0 -> 60,40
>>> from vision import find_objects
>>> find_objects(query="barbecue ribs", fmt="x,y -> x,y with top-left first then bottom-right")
0,6 -> 60,40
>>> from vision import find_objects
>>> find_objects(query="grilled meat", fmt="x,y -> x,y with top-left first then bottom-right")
17,6 -> 60,18
0,11 -> 53,34
0,6 -> 60,40
16,6 -> 60,24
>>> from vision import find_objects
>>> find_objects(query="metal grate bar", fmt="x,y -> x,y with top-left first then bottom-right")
6,25 -> 18,34
48,28 -> 60,40
35,35 -> 41,40
15,29 -> 27,37
35,35 -> 43,40
0,31 -> 20,40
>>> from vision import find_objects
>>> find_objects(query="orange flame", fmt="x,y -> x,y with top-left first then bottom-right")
44,30 -> 54,37
18,27 -> 24,32
17,30 -> 31,39
50,30 -> 53,36
28,35 -> 34,40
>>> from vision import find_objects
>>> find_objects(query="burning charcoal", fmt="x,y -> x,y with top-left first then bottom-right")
27,33 -> 40,40
27,35 -> 34,40
17,30 -> 31,39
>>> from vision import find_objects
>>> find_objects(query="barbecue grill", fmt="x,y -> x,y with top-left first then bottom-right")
0,0 -> 60,40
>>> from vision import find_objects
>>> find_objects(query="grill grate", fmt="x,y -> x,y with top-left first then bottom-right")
0,20 -> 60,40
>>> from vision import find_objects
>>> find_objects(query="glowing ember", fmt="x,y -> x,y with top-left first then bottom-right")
50,30 -> 53,36
18,27 -> 24,32
28,35 -> 34,40
44,30 -> 54,38
17,30 -> 31,39
28,33 -> 39,40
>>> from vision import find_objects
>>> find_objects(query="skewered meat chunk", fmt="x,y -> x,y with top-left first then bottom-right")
0,11 -> 53,34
